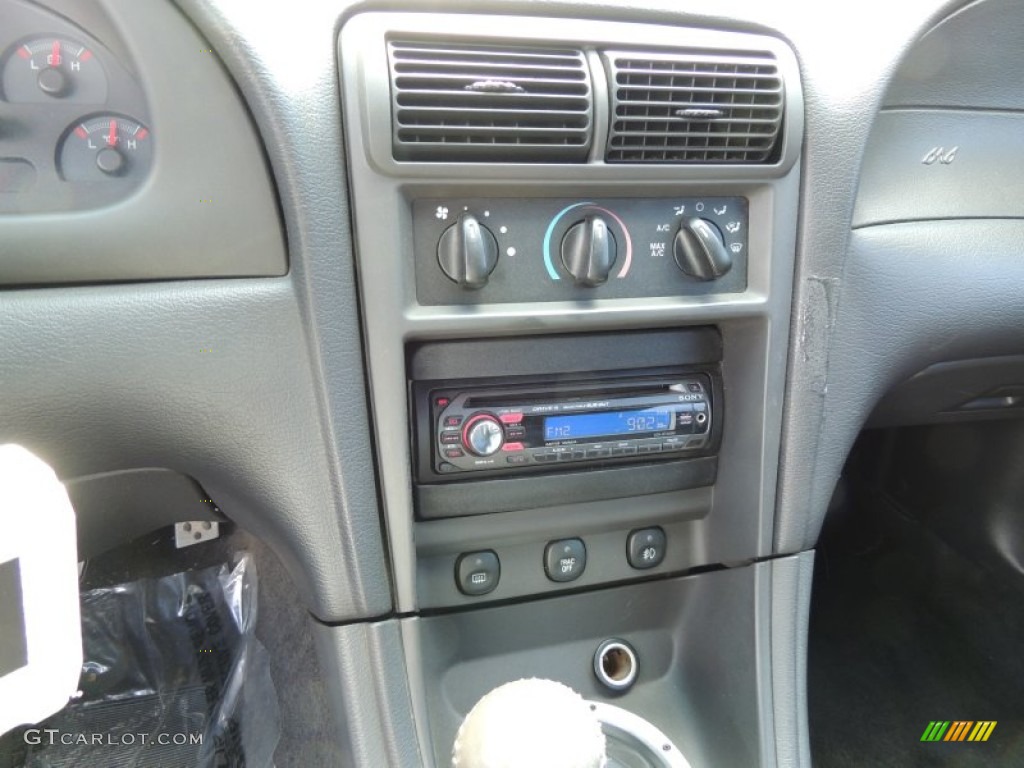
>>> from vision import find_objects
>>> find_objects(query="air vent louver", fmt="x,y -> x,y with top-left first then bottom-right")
605,51 -> 784,164
388,42 -> 593,162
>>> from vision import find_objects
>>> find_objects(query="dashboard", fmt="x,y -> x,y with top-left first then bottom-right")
3,0 -> 1024,765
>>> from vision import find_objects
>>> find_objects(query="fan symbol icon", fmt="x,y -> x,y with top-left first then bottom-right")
435,206 -> 449,220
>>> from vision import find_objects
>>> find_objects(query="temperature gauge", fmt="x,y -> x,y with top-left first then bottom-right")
2,37 -> 107,103
59,115 -> 152,181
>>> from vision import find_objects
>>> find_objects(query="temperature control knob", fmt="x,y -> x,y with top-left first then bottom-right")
673,218 -> 733,281
438,214 -> 499,290
561,216 -> 617,287
463,414 -> 504,457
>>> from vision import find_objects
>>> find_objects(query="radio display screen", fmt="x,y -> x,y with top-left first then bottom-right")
544,409 -> 673,441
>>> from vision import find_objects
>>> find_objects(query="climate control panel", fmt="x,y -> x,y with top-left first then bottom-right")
413,197 -> 748,304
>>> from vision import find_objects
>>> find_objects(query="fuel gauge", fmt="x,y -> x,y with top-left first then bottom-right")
59,115 -> 152,181
2,37 -> 107,103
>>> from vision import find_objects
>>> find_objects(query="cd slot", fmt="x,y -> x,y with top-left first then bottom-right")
465,382 -> 676,408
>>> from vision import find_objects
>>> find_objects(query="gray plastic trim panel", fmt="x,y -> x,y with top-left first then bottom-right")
409,560 -> 779,767
313,620 -> 424,767
770,550 -> 814,768
342,17 -> 802,607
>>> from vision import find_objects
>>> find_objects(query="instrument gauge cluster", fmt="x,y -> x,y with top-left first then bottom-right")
0,4 -> 153,213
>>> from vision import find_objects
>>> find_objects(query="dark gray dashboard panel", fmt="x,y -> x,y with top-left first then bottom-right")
788,218 -> 1024,547
0,0 -> 286,283
868,356 -> 1024,428
772,0 -> 978,555
885,0 -> 1024,111
0,278 -> 391,621
853,110 -> 1024,227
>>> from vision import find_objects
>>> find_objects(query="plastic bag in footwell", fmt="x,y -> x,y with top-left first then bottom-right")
11,553 -> 280,768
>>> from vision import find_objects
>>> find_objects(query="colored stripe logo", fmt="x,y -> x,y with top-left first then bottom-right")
921,721 -> 997,742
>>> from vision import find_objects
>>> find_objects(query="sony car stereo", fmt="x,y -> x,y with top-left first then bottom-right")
414,375 -> 714,481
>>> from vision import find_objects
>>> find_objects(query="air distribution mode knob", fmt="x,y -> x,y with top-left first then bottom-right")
438,213 -> 499,290
463,414 -> 504,457
673,217 -> 733,281
561,215 -> 617,287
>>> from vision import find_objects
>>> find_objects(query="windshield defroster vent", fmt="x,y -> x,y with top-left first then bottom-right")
387,42 -> 593,162
604,50 -> 784,164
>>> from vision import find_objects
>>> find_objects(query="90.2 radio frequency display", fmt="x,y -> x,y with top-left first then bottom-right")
544,409 -> 673,441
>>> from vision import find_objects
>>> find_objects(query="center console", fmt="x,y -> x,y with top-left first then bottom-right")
339,11 -> 804,765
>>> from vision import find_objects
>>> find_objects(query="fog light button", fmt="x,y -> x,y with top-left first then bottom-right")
627,527 -> 666,570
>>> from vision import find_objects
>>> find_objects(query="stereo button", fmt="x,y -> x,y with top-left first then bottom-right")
440,433 -> 461,445
505,426 -> 526,439
662,437 -> 688,451
506,454 -> 528,465
444,415 -> 463,427
444,447 -> 465,459
499,413 -> 524,424
502,442 -> 525,452
463,415 -> 504,456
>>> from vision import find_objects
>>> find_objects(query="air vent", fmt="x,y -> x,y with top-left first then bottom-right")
387,42 -> 593,162
604,51 -> 784,164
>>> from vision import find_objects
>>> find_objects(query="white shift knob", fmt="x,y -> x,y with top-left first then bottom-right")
452,679 -> 607,768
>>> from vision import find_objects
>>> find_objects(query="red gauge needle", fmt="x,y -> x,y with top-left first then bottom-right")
51,39 -> 61,67
107,119 -> 118,147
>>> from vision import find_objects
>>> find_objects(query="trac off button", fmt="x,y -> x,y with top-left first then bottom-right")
627,527 -> 666,570
544,538 -> 586,583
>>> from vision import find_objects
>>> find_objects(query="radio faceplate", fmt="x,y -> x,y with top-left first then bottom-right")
418,376 -> 713,480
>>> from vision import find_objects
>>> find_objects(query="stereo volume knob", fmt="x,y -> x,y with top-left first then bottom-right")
438,214 -> 499,290
673,218 -> 733,281
561,215 -> 617,287
463,414 -> 504,457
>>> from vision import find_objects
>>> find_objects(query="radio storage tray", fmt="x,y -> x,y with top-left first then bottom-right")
409,328 -> 722,519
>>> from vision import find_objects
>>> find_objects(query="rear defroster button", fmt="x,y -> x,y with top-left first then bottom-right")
456,551 -> 500,596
